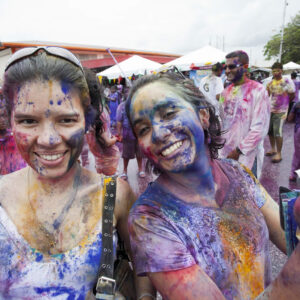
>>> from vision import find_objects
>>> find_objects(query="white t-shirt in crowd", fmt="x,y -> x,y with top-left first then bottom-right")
199,74 -> 224,115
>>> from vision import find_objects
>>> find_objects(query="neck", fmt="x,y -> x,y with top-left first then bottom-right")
158,149 -> 216,203
29,163 -> 80,193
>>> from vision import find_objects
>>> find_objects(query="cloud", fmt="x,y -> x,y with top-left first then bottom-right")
0,0 -> 299,65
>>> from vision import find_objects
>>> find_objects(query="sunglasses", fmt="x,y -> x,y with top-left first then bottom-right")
224,63 -> 243,70
5,46 -> 83,72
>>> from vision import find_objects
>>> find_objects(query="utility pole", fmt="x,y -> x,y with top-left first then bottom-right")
279,0 -> 288,62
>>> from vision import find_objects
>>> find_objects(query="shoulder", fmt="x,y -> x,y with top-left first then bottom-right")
114,177 -> 136,221
0,167 -> 28,207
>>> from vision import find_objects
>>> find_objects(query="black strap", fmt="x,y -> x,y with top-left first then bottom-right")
95,176 -> 117,299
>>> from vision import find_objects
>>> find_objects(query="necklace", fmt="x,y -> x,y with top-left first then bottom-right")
27,165 -> 81,250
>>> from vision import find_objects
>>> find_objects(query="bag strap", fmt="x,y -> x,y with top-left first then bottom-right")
95,176 -> 117,300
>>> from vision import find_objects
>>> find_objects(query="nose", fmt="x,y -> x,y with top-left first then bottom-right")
37,123 -> 62,146
151,122 -> 171,144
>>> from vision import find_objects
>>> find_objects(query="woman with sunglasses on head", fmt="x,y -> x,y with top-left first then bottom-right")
126,73 -> 292,300
0,47 -> 155,299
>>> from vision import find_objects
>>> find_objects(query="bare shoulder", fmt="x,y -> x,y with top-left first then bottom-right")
115,177 -> 136,221
0,167 -> 28,207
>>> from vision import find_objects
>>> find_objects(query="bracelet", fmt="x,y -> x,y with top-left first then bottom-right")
138,293 -> 156,300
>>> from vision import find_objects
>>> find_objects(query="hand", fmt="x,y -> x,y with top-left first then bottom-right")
116,134 -> 123,142
227,149 -> 240,161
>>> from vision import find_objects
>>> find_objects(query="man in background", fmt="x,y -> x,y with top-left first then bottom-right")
219,50 -> 270,178
266,62 -> 295,163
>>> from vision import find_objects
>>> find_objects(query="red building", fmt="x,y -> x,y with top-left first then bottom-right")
0,41 -> 179,73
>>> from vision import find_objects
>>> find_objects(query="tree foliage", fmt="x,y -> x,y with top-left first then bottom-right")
264,12 -> 300,63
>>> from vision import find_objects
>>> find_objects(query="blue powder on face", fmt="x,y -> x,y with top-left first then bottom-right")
49,100 -> 54,105
45,109 -> 51,118
61,82 -> 70,95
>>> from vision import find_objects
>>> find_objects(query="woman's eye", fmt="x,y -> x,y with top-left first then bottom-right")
18,119 -> 37,125
163,111 -> 176,119
60,118 -> 77,124
137,126 -> 149,137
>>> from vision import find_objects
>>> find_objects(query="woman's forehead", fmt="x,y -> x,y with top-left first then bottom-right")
13,79 -> 82,112
131,81 -> 189,114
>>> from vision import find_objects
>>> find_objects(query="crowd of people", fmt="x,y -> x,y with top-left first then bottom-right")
0,46 -> 299,300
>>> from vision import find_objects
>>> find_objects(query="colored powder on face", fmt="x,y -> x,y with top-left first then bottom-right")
66,128 -> 85,170
61,82 -> 70,95
45,109 -> 51,118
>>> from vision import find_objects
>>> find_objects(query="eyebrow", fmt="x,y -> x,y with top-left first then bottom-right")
14,112 -> 79,119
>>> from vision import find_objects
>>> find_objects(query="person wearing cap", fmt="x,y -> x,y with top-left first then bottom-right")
219,50 -> 270,178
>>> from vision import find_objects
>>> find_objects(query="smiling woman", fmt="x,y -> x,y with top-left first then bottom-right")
0,47 -> 153,299
125,73 -> 299,300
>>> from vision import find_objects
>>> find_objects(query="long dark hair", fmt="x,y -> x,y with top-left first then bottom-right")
83,68 -> 106,146
126,72 -> 225,159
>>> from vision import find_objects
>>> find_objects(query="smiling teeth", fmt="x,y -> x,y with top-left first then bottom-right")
39,153 -> 64,161
162,141 -> 183,157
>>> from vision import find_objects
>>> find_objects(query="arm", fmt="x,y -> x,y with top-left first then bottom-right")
238,86 -> 271,156
148,265 -> 225,300
240,164 -> 286,253
260,192 -> 286,254
256,196 -> 300,299
115,179 -> 156,300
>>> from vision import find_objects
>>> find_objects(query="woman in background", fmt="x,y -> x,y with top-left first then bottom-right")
83,68 -> 120,176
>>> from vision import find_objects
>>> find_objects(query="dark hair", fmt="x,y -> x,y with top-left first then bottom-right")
226,50 -> 249,65
291,72 -> 297,79
271,62 -> 283,70
83,68 -> 105,145
3,50 -> 90,124
212,62 -> 223,72
125,73 -> 225,160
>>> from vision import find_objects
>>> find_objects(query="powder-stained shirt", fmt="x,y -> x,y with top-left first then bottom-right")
0,179 -> 117,299
267,77 -> 295,114
219,79 -> 270,170
129,159 -> 271,300
0,130 -> 26,175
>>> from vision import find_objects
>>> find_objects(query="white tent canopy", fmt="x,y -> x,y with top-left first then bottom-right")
283,61 -> 300,70
97,55 -> 161,79
160,45 -> 226,71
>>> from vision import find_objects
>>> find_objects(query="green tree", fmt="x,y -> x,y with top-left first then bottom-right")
264,12 -> 300,63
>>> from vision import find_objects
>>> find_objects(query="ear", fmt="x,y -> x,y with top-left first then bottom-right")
198,108 -> 210,130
